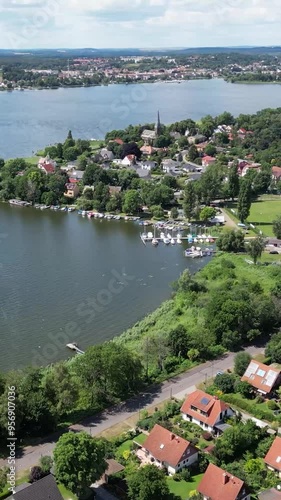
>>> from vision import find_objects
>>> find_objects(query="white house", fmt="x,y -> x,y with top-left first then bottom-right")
181,389 -> 235,433
139,424 -> 198,475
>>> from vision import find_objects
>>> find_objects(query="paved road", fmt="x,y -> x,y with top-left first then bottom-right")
2,346 -> 263,472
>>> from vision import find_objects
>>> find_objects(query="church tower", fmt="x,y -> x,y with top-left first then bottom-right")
155,111 -> 161,136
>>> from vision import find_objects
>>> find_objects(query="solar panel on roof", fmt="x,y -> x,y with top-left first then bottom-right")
200,397 -> 210,406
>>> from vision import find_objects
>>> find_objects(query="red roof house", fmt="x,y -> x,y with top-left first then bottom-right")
264,436 -> 281,478
197,463 -> 250,500
272,166 -> 281,181
180,389 -> 234,433
202,155 -> 216,167
38,163 -> 55,174
140,424 -> 198,475
241,360 -> 281,395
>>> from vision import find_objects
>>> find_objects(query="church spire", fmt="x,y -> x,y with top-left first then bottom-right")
155,110 -> 161,136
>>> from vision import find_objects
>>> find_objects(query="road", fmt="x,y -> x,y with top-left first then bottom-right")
3,346 -> 263,472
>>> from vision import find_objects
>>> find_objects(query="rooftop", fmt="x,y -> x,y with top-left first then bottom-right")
197,463 -> 246,500
9,475 -> 63,500
264,436 -> 281,472
181,389 -> 230,427
241,360 -> 280,394
142,424 -> 196,468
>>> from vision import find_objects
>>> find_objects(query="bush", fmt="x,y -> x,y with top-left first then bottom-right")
222,394 -> 275,422
267,400 -> 278,411
179,468 -> 191,481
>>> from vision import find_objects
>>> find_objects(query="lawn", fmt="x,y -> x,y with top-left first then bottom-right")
116,433 -> 147,454
225,196 -> 281,237
90,140 -> 103,150
167,473 -> 203,499
58,484 -> 78,499
248,196 -> 281,236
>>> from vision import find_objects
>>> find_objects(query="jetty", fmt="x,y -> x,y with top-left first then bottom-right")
66,343 -> 85,355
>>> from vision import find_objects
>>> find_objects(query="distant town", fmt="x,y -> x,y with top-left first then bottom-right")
1,51 -> 281,90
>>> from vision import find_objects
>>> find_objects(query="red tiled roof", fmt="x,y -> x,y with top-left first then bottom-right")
241,360 -> 280,394
272,166 -> 281,179
180,390 -> 230,427
126,155 -> 136,161
142,424 -> 196,468
114,138 -> 124,145
69,178 -> 79,183
41,163 -> 55,173
264,437 -> 281,472
197,463 -> 245,500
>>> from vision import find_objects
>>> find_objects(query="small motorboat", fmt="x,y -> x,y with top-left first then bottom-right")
163,237 -> 170,245
152,238 -> 158,246
171,238 -> 176,245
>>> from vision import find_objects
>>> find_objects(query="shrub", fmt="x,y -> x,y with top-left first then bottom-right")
179,468 -> 191,481
267,400 -> 278,411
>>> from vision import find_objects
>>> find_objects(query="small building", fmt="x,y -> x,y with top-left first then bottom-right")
197,463 -> 250,500
162,159 -> 182,175
202,155 -> 216,168
188,134 -> 207,145
264,436 -> 281,478
121,155 -> 136,167
258,487 -> 281,499
141,129 -> 157,145
8,474 -> 63,500
64,183 -> 80,199
138,160 -> 157,171
272,166 -> 281,183
180,389 -> 235,433
102,459 -> 124,484
99,148 -> 114,162
241,360 -> 281,396
140,145 -> 155,155
139,423 -> 198,475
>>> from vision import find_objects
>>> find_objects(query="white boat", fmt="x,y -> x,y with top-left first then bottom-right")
152,238 -> 158,246
171,238 -> 176,245
163,237 -> 170,245
142,233 -> 148,241
147,232 -> 153,240
167,233 -> 172,239
177,237 -> 182,244
160,232 -> 165,240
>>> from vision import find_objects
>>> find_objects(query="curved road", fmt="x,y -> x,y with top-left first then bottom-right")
2,346 -> 263,473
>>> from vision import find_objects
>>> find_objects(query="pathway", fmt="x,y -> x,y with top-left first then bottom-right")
0,346 -> 264,472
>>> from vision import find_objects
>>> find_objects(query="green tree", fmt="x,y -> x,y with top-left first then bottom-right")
122,190 -> 141,214
168,325 -> 189,357
54,432 -> 107,497
170,207 -> 179,219
273,215 -> 281,239
199,206 -> 216,222
216,230 -> 245,253
216,111 -> 235,126
0,467 -> 8,493
228,164 -> 240,200
64,130 -> 75,149
39,455 -> 53,474
127,464 -> 170,500
151,205 -> 165,219
214,373 -> 236,393
237,179 -> 252,223
204,144 -> 217,157
234,352 -> 251,376
183,183 -> 197,221
247,236 -> 265,264
265,332 -> 281,363
188,145 -> 199,161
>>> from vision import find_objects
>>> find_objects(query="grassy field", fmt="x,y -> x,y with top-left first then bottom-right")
248,196 -> 281,237
167,473 -> 203,499
225,195 -> 281,237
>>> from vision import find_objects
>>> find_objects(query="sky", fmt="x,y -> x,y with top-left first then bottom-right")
0,0 -> 281,50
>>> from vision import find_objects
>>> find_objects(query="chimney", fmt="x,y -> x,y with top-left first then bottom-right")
170,433 -> 175,441
222,473 -> 229,485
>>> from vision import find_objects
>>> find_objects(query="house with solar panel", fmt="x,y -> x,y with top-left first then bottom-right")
180,390 -> 235,434
241,360 -> 281,396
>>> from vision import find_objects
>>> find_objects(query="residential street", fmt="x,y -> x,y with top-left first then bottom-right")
2,346 -> 263,472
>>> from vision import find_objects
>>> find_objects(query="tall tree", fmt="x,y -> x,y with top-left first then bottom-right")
183,183 -> 197,221
54,432 -> 106,496
247,236 -> 265,264
273,215 -> 281,239
228,164 -> 240,200
237,179 -> 252,223
188,144 -> 199,161
234,352 -> 251,376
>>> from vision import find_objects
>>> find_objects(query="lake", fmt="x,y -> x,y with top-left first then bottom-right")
0,204 -> 208,371
0,78 -> 281,159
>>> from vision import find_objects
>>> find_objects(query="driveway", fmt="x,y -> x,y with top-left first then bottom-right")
0,346 -> 264,472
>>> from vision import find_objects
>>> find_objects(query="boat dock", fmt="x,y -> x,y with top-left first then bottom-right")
66,343 -> 85,355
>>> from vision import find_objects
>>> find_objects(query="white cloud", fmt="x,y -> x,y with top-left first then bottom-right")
0,0 -> 281,48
